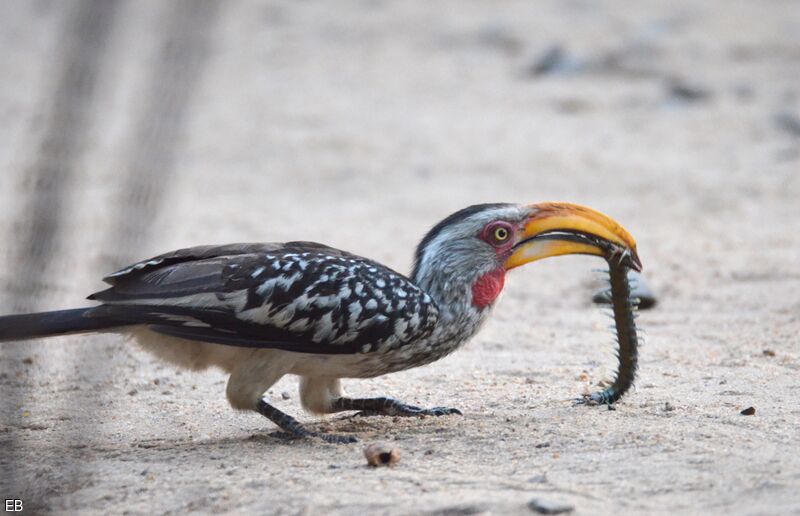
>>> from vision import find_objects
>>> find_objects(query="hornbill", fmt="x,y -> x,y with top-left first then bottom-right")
0,202 -> 640,443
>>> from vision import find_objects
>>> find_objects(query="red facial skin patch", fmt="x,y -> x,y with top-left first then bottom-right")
472,268 -> 506,308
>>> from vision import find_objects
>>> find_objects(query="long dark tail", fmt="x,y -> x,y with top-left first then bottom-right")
0,308 -> 127,342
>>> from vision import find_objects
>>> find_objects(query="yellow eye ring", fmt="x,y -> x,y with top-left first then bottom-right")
494,227 -> 509,241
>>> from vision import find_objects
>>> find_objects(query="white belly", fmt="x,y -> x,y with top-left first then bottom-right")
129,327 -> 463,379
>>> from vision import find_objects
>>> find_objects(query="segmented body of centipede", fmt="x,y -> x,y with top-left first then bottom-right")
587,261 -> 639,405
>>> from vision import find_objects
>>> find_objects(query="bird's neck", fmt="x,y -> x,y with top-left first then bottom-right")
414,261 -> 505,307
413,262 -> 505,342
471,268 -> 506,309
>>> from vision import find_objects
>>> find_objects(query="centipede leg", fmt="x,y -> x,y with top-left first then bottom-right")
578,261 -> 640,406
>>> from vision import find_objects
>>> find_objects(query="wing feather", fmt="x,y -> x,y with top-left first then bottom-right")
89,243 -> 438,354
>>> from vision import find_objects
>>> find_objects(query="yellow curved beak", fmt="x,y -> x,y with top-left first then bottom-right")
504,202 -> 642,271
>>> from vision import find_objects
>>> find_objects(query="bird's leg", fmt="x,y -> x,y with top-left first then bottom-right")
329,397 -> 462,417
256,399 -> 357,444
228,354 -> 356,444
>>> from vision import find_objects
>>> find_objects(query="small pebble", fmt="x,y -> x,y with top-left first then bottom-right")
528,473 -> 548,484
527,45 -> 585,76
529,45 -> 566,75
666,78 -> 711,103
281,391 -> 291,400
364,443 -> 401,467
774,111 -> 800,137
740,406 -> 756,416
664,402 -> 675,411
22,357 -> 34,365
528,498 -> 574,514
762,349 -> 776,357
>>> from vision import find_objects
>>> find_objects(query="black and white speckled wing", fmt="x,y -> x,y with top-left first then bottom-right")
87,242 -> 439,354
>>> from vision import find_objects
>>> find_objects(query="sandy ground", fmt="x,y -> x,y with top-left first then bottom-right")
1,1 -> 799,514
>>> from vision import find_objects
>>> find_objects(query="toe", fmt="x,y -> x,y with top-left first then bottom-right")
320,433 -> 358,444
427,407 -> 462,416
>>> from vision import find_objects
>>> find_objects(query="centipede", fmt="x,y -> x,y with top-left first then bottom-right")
584,258 -> 640,405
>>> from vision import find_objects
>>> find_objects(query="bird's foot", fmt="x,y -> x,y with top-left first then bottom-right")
312,432 -> 359,444
257,399 -> 357,444
358,405 -> 463,418
332,397 -> 463,417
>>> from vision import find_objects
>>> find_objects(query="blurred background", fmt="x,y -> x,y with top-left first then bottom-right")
1,0 -> 797,314
1,1 -> 798,513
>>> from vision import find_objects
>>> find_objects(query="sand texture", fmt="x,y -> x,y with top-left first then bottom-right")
1,1 -> 799,514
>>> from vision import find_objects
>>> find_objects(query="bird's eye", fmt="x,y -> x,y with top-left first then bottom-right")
482,221 -> 514,247
493,227 -> 509,241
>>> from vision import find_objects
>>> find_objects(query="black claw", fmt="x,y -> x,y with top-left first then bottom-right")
426,407 -> 463,416
353,410 -> 380,418
354,406 -> 462,417
332,397 -> 462,418
319,433 -> 358,444
400,405 -> 462,417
